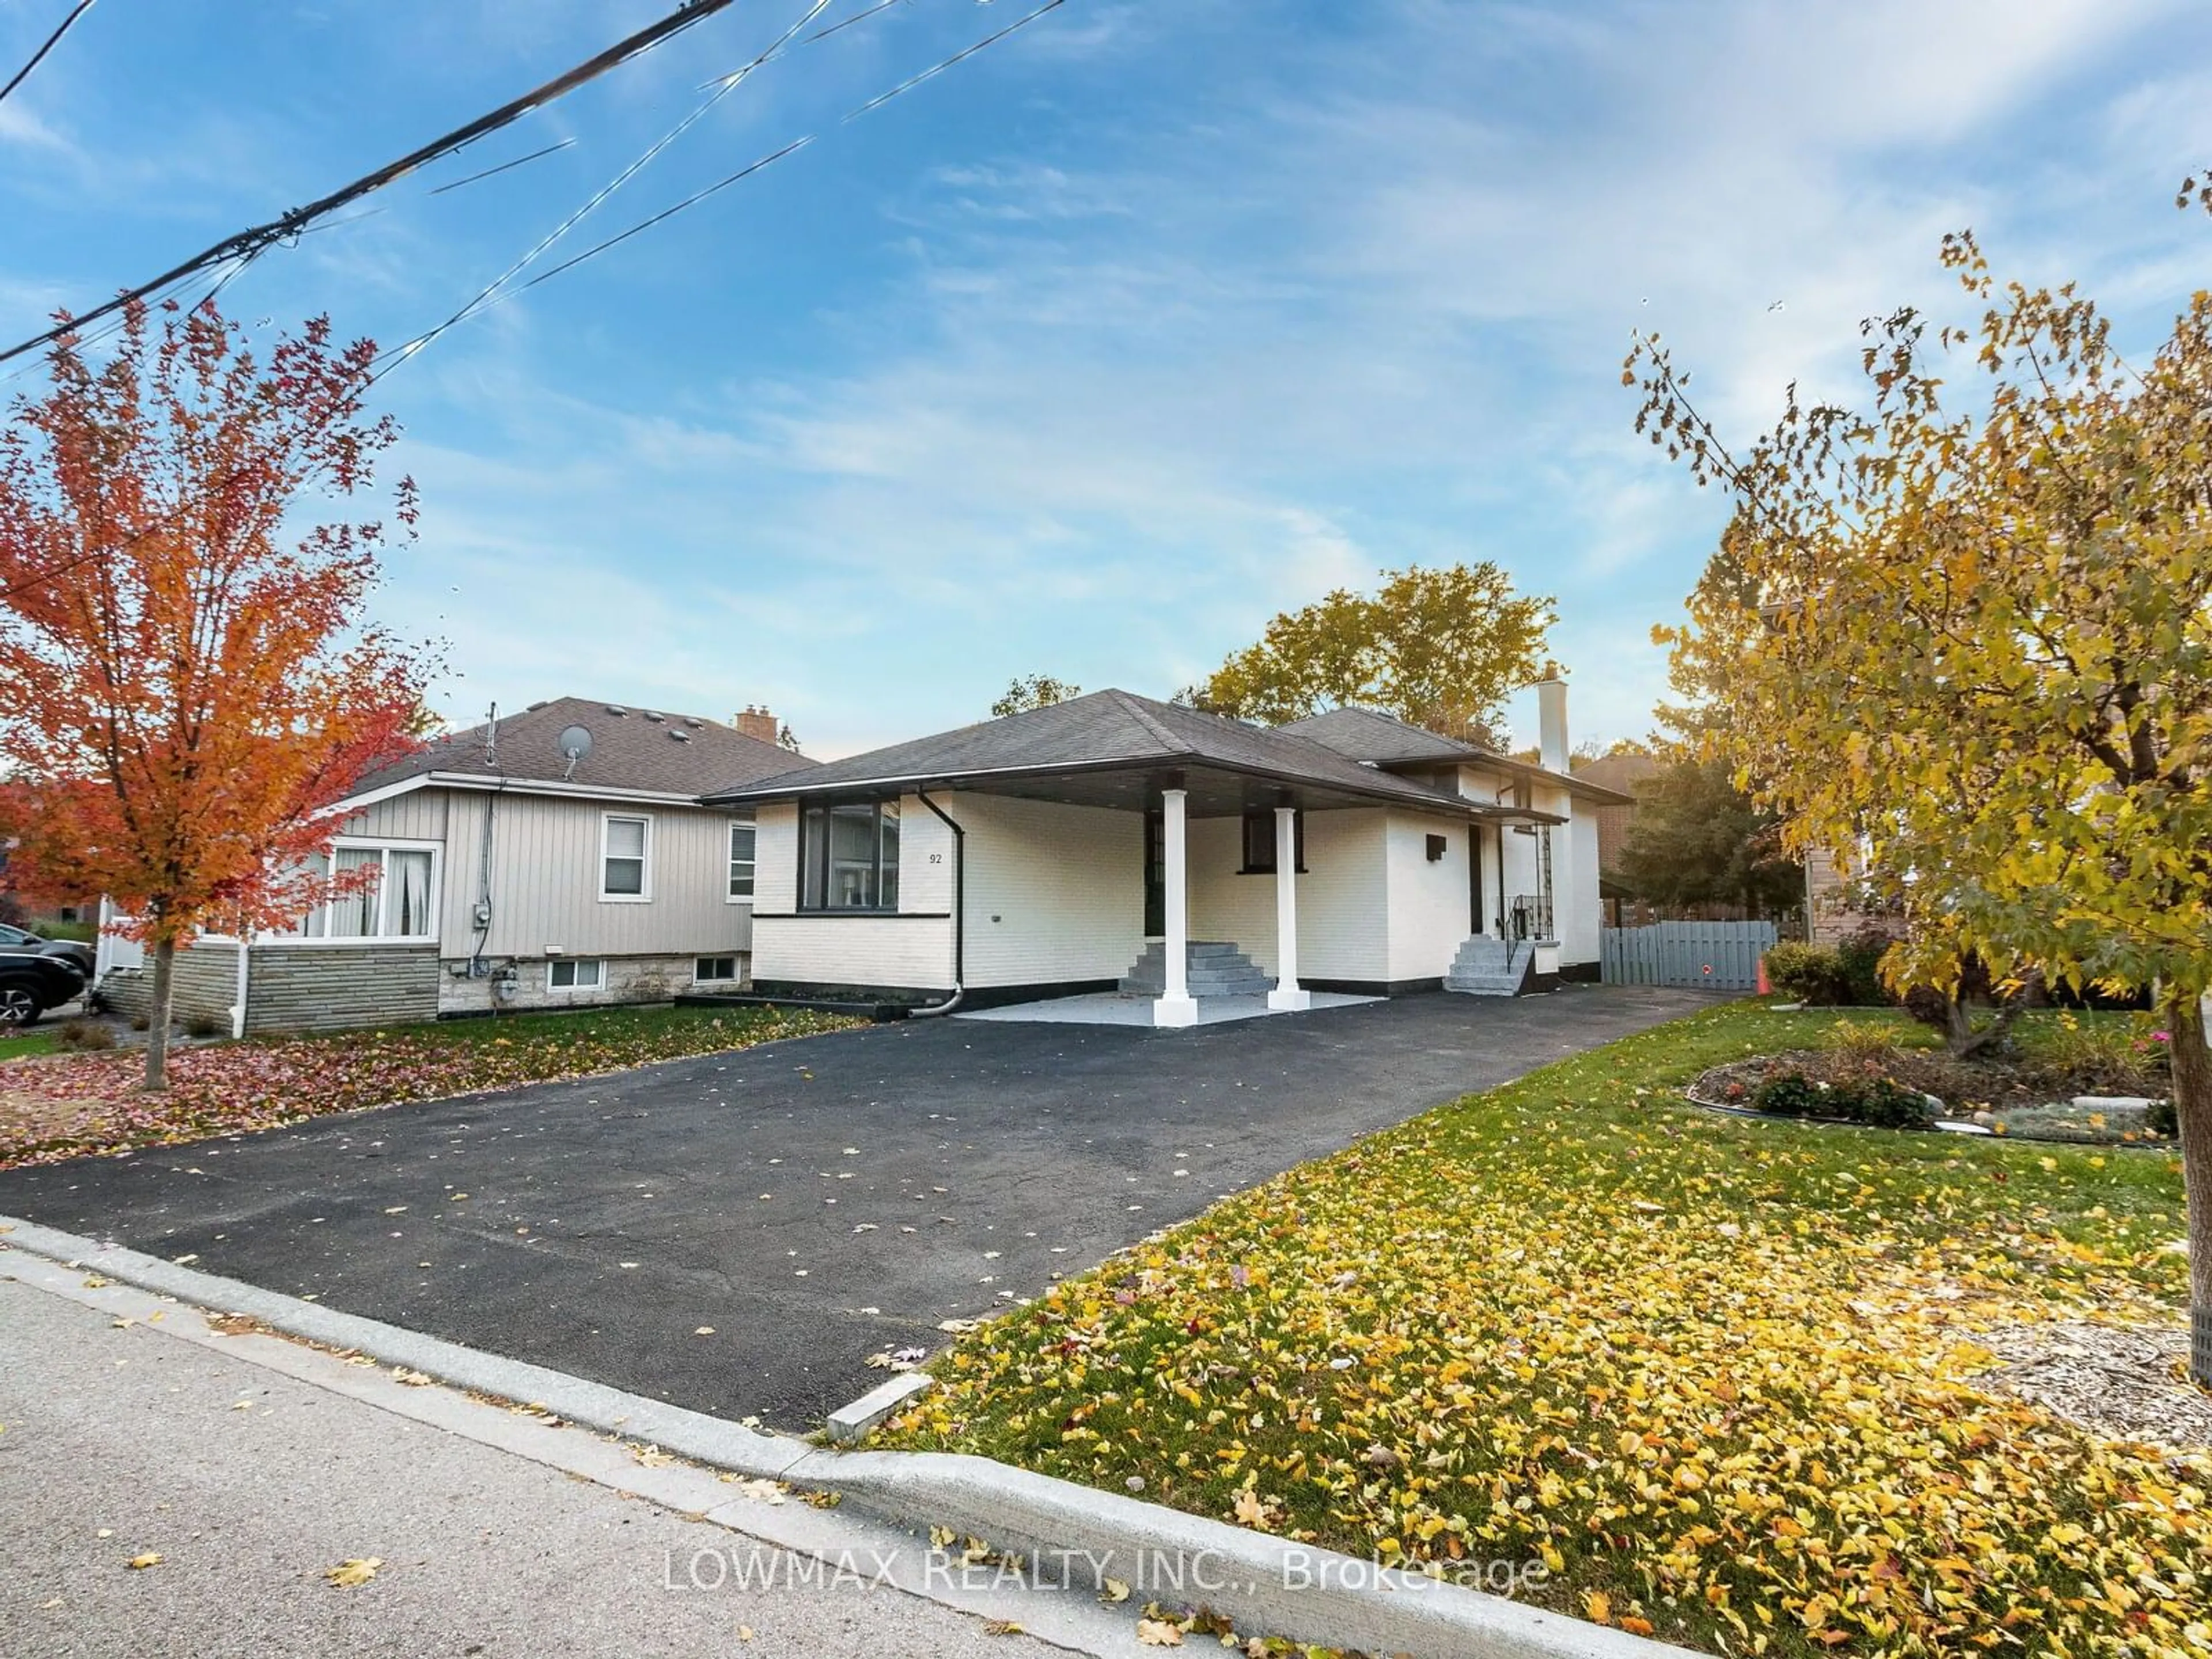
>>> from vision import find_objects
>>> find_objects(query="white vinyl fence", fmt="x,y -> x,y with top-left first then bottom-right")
1601,921 -> 1778,991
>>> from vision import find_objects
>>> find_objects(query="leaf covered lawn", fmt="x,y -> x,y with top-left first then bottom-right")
884,1003 -> 2209,1657
0,1004 -> 858,1170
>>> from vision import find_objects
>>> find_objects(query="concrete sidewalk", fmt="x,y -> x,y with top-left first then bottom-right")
0,1275 -> 1066,1659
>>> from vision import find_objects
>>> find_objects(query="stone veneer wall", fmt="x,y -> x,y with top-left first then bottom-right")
98,941 -> 438,1035
96,938 -> 241,1031
245,944 -> 439,1033
436,952 -> 737,1016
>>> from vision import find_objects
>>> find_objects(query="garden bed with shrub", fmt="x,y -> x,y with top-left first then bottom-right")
1687,1009 -> 2177,1143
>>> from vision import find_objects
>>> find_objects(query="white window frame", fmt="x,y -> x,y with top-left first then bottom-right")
547,957 -> 605,991
694,954 -> 740,984
279,838 -> 443,945
727,815 -> 755,904
599,812 -> 654,904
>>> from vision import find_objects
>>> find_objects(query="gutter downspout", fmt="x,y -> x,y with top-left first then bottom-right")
907,789 -> 965,1018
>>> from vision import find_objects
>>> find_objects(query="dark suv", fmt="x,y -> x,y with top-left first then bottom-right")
0,946 -> 88,1026
0,922 -> 95,977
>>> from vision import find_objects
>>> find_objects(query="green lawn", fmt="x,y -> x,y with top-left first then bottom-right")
0,1031 -> 60,1062
883,1003 -> 2206,1657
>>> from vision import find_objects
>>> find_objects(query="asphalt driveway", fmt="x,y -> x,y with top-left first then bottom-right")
0,986 -> 1711,1430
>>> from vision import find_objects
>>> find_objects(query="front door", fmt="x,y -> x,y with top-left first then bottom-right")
1469,823 -> 1484,935
1143,808 -> 1166,936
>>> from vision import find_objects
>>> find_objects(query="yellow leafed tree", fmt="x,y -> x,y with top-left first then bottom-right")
1628,195 -> 2212,1381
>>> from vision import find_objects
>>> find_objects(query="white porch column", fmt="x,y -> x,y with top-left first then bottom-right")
1153,787 -> 1198,1028
1267,806 -> 1310,1012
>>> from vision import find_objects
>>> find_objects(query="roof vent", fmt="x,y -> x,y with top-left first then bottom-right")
684,717 -> 703,729
644,711 -> 665,724
669,728 -> 692,743
605,705 -> 628,717
525,699 -> 549,711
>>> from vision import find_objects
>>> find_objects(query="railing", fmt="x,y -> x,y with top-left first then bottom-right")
1506,893 -> 1554,943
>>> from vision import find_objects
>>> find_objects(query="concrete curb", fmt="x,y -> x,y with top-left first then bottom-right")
828,1370 -> 933,1444
2,1214 -> 1670,1659
802,1449 -> 1663,1659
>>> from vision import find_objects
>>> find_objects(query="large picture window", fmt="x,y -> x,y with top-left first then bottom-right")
601,813 -> 652,901
728,817 -> 756,900
800,800 -> 900,911
296,843 -> 438,941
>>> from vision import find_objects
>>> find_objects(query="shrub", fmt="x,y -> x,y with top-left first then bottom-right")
2031,1013 -> 2171,1084
1764,944 -> 1846,1005
56,1018 -> 116,1051
1752,1072 -> 1823,1117
182,1013 -> 225,1040
2147,1097 -> 2177,1138
1836,1076 -> 1937,1130
1823,1018 -> 1901,1064
128,1013 -> 150,1032
1835,923 -> 1900,1007
1752,1068 -> 1933,1129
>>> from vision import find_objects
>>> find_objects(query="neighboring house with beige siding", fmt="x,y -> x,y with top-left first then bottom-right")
96,697 -> 811,1034
709,685 -> 1624,1024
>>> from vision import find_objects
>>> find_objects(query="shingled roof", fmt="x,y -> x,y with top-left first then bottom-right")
1277,705 -> 1635,805
704,689 -> 1493,815
1275,705 -> 1482,764
356,696 -> 813,800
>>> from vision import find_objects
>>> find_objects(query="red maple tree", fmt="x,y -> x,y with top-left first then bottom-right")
0,298 -> 435,1086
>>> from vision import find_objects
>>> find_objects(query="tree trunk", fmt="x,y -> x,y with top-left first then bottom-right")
143,936 -> 175,1092
1946,993 -> 2022,1061
2169,988 -> 2212,1386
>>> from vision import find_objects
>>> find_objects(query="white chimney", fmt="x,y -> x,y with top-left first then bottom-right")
1536,677 -> 1569,774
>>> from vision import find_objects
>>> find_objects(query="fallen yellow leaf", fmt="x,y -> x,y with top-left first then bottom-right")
324,1558 -> 381,1589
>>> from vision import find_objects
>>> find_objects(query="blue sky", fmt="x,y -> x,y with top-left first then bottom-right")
5,0 -> 2209,759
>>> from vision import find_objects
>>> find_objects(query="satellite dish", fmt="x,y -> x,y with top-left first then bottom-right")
557,725 -> 593,779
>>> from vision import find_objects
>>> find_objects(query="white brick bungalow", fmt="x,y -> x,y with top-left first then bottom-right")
704,685 -> 1627,1025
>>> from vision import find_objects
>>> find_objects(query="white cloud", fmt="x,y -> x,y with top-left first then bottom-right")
257,0 -> 2212,754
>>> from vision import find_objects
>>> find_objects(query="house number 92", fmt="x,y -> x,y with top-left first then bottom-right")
929,853 -> 944,863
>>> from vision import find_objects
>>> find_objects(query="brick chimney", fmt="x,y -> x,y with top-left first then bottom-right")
734,705 -> 779,744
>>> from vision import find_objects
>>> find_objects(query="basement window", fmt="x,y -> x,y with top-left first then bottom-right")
695,955 -> 739,984
548,959 -> 604,991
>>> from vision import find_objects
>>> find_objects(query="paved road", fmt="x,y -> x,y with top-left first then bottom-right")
0,987 -> 1710,1430
0,1277 -> 1059,1659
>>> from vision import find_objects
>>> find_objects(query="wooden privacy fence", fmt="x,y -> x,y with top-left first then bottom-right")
1601,921 -> 1778,990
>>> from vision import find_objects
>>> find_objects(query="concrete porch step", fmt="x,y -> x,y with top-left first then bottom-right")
1444,936 -> 1535,998
1119,941 -> 1274,998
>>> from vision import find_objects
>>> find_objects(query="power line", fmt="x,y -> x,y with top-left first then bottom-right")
520,136 -> 813,291
0,0 -> 747,368
426,137 -> 577,196
0,0 -> 1078,605
373,0 -> 836,382
807,0 -> 911,46
373,0 -> 1074,377
0,0 -> 97,108
847,0 -> 1063,120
